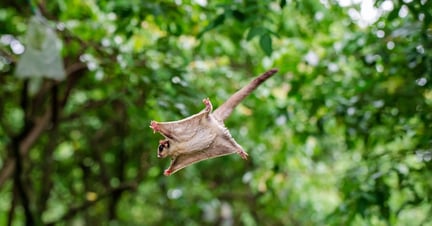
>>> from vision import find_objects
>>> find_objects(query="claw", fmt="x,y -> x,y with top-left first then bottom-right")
238,150 -> 248,160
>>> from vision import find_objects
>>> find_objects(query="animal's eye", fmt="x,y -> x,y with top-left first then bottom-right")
158,144 -> 164,152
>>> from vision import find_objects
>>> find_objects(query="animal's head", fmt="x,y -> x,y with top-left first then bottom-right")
157,140 -> 170,158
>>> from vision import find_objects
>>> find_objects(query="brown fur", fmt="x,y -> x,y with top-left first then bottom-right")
150,69 -> 278,176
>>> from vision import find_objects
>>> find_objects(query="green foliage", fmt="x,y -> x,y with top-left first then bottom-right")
1,0 -> 431,225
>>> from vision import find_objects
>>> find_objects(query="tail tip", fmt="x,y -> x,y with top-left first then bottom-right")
270,68 -> 278,73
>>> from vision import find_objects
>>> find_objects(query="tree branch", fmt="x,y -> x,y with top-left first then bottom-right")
45,182 -> 137,226
7,189 -> 17,226
11,80 -> 36,225
0,110 -> 51,187
0,62 -> 87,188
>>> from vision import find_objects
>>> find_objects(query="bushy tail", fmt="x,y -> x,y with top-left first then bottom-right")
213,68 -> 278,122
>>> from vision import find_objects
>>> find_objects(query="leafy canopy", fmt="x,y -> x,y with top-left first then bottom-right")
0,0 -> 431,225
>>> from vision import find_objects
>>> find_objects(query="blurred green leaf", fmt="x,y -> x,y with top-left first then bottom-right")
246,26 -> 266,41
259,33 -> 272,56
232,10 -> 246,21
280,0 -> 287,9
198,13 -> 226,38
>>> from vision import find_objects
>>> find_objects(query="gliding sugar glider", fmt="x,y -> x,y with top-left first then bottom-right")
150,69 -> 278,176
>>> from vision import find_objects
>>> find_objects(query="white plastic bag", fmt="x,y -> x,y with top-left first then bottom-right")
15,16 -> 66,81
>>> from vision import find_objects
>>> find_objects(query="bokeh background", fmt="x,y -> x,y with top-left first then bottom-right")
1,0 -> 431,225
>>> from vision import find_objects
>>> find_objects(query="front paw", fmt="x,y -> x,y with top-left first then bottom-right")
150,121 -> 160,133
164,169 -> 172,176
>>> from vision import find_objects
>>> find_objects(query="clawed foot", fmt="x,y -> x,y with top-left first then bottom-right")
164,168 -> 172,176
150,121 -> 160,133
238,150 -> 248,160
202,97 -> 212,112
